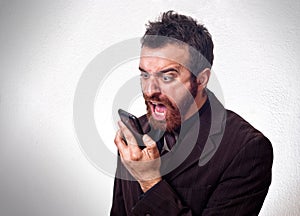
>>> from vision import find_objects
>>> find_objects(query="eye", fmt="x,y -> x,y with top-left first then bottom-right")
161,74 -> 175,82
140,72 -> 150,79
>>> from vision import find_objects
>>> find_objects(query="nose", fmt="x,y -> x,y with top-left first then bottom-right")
141,77 -> 161,95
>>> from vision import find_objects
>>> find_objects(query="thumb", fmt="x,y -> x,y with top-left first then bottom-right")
142,134 -> 160,158
142,134 -> 156,147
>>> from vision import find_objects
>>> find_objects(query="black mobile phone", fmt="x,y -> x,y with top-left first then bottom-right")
118,109 -> 145,147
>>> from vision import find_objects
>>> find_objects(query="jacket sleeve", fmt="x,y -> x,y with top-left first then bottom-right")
132,180 -> 193,216
202,135 -> 273,216
110,177 -> 127,216
110,157 -> 127,216
132,135 -> 273,216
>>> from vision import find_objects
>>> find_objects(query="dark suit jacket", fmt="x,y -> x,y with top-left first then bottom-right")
110,92 -> 273,216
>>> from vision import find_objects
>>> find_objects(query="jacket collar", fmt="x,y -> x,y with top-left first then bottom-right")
161,90 -> 227,180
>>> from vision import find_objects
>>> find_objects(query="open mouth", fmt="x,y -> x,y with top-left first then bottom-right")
149,101 -> 167,121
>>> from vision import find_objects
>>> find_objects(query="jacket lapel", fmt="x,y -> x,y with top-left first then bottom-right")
163,90 -> 227,181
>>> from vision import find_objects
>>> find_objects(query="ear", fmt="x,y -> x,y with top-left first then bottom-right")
197,68 -> 211,91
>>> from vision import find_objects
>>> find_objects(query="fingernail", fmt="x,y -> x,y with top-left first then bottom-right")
143,134 -> 154,145
118,121 -> 123,128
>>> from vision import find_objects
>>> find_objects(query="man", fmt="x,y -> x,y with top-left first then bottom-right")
111,11 -> 273,215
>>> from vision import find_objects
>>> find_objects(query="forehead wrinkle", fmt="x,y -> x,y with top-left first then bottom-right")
140,44 -> 190,70
139,59 -> 183,75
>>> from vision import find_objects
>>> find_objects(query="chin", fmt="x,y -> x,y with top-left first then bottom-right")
147,111 -> 181,132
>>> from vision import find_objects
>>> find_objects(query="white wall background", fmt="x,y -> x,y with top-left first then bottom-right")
1,0 -> 299,215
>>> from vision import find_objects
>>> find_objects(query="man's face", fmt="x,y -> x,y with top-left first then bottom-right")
139,44 -> 198,132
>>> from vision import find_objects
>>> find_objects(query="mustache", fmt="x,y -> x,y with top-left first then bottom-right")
143,93 -> 176,109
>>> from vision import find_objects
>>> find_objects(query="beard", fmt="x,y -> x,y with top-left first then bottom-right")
144,93 -> 181,132
144,77 -> 198,132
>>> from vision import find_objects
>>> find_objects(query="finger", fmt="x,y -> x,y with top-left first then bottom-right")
118,121 -> 139,149
142,134 -> 156,147
118,121 -> 143,160
142,134 -> 160,158
114,129 -> 127,155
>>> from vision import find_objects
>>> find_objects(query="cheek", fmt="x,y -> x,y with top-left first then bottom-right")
162,82 -> 192,104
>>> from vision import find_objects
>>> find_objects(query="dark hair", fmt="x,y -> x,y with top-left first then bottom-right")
141,11 -> 214,75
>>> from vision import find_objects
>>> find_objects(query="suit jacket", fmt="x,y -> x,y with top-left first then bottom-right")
110,92 -> 273,216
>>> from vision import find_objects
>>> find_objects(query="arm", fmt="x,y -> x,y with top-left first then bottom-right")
133,135 -> 273,215
114,121 -> 162,191
114,121 -> 193,215
132,180 -> 193,215
202,135 -> 273,215
110,158 -> 127,216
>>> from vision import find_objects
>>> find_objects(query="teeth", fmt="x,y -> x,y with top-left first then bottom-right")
151,101 -> 161,105
155,110 -> 165,115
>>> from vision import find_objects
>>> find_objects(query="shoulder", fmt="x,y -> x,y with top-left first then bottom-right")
205,110 -> 274,180
225,110 -> 270,142
222,110 -> 273,159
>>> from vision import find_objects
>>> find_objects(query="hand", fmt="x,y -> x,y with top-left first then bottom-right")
114,121 -> 162,192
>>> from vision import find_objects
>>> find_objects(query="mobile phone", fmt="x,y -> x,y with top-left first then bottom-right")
118,109 -> 145,148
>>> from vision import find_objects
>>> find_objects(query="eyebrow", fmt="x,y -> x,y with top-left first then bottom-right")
139,66 -> 179,74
